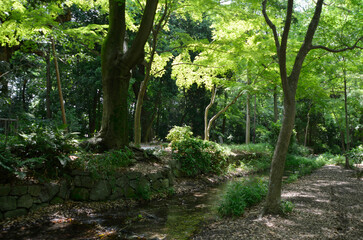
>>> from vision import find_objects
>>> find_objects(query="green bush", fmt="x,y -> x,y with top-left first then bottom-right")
347,145 -> 363,164
218,177 -> 268,217
166,125 -> 193,147
172,137 -> 229,176
167,126 -> 229,176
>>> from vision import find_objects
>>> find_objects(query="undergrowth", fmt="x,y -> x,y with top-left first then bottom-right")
218,177 -> 268,217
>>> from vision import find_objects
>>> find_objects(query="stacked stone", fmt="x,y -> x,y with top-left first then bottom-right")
0,165 -> 176,220
0,181 -> 69,219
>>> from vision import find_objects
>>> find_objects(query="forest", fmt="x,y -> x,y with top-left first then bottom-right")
0,0 -> 362,239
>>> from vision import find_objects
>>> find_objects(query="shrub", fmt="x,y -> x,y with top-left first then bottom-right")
218,177 -> 268,217
172,138 -> 229,176
166,125 -> 193,147
167,126 -> 229,176
347,145 -> 363,164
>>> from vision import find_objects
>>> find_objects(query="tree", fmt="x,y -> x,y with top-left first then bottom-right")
262,0 -> 361,214
134,0 -> 174,146
95,0 -> 158,150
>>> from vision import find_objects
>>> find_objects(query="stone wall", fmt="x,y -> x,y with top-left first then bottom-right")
0,166 -> 175,220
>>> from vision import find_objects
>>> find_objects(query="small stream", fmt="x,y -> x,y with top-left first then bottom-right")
3,180 -> 233,240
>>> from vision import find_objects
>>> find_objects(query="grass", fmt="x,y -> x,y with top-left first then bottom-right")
225,143 -> 272,156
218,177 -> 268,217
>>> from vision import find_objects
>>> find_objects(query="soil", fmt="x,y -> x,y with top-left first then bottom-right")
192,165 -> 363,240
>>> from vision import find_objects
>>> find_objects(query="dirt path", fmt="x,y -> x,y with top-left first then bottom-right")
193,165 -> 363,240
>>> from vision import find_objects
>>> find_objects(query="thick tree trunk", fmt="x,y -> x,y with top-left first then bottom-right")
262,0 -> 325,215
99,65 -> 131,148
96,0 -> 158,150
273,86 -> 279,122
264,95 -> 296,213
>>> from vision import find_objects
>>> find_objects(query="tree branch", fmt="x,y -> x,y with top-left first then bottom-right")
262,0 -> 280,54
310,37 -> 362,52
123,0 -> 159,68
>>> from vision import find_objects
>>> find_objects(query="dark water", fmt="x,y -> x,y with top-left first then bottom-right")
1,183 -> 229,240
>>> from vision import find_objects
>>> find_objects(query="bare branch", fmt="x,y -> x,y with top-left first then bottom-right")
310,37 -> 362,52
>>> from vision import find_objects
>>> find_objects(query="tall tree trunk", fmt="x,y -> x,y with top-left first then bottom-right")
97,0 -> 158,150
265,95 -> 296,213
204,85 -> 216,141
134,69 -> 151,146
45,47 -> 52,119
262,0 -> 326,214
304,103 -> 312,147
51,37 -> 67,126
343,67 -> 350,168
134,3 -> 169,146
273,86 -> 279,123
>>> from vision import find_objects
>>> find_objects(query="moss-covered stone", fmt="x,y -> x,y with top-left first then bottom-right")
90,180 -> 111,201
0,196 -> 17,211
126,171 -> 142,180
10,186 -> 27,196
57,180 -> 70,199
28,185 -> 41,197
124,186 -> 136,198
50,197 -> 64,204
39,183 -> 59,203
70,188 -> 89,201
74,176 -> 94,188
110,187 -> 124,200
0,185 -> 11,196
4,208 -> 28,218
17,194 -> 33,209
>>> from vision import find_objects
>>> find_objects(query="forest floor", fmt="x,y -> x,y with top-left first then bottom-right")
192,165 -> 363,240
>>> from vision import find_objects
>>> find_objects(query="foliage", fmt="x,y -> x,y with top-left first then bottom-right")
280,200 -> 295,215
218,177 -> 268,217
75,147 -> 134,178
347,145 -> 363,164
172,137 -> 229,176
166,125 -> 193,147
0,143 -> 21,182
1,120 -> 80,180
285,155 -> 326,177
226,143 -> 272,156
167,126 -> 229,176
